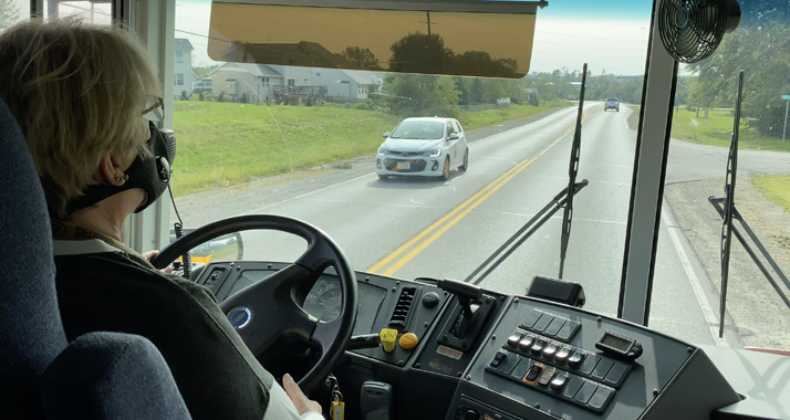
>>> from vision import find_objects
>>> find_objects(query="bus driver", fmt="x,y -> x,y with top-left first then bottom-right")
0,18 -> 322,420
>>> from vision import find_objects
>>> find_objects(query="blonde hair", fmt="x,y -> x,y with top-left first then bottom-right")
0,17 -> 162,218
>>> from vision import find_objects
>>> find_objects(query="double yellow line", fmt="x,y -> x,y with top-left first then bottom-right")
367,109 -> 602,277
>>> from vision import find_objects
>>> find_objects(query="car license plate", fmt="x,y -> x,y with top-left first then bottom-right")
397,162 -> 411,170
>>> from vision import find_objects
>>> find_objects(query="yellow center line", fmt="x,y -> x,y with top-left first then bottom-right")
367,108 -> 603,276
366,151 -> 530,273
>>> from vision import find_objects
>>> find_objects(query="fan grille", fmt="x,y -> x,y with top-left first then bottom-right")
659,0 -> 739,63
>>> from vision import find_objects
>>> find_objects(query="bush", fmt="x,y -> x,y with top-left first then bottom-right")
352,98 -> 376,110
240,93 -> 249,104
305,95 -> 314,107
181,90 -> 188,101
218,92 -> 225,103
283,95 -> 291,106
528,93 -> 540,107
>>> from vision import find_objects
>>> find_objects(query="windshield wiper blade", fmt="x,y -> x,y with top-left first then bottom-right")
559,62 -> 589,279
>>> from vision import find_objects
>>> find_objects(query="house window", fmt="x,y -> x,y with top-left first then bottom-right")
316,72 -> 321,77
262,77 -> 269,86
176,73 -> 184,85
175,50 -> 183,63
287,79 -> 295,87
304,78 -> 308,83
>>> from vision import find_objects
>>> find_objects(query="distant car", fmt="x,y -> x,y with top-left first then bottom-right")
376,117 -> 469,181
605,97 -> 620,112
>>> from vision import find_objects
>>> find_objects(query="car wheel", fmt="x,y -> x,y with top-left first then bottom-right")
378,174 -> 389,180
459,149 -> 469,172
439,158 -> 450,181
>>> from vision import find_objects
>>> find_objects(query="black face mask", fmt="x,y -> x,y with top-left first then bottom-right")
66,121 -> 176,215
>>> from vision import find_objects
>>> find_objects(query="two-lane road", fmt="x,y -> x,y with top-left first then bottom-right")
174,104 -> 788,348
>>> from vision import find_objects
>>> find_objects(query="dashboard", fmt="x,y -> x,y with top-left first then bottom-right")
189,260 -> 787,420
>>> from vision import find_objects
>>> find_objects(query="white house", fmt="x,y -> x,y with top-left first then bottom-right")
209,63 -> 382,103
174,38 -> 194,99
209,63 -> 285,103
310,69 -> 381,100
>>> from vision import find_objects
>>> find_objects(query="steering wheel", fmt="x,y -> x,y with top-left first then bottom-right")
151,215 -> 358,393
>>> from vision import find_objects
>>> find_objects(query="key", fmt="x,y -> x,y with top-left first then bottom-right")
328,374 -> 345,420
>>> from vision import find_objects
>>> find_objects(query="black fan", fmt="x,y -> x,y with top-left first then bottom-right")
658,0 -> 741,63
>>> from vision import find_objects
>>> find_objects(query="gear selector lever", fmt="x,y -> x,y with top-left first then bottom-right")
435,279 -> 495,350
437,279 -> 483,338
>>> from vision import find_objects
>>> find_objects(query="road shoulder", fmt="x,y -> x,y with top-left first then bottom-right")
664,176 -> 790,349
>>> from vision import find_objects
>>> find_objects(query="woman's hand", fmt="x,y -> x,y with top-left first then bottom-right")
142,250 -> 173,274
283,373 -> 322,416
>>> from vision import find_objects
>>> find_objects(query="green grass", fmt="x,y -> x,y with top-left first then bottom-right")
171,102 -> 401,196
671,109 -> 788,152
459,102 -> 569,130
171,101 -> 568,196
753,175 -> 790,214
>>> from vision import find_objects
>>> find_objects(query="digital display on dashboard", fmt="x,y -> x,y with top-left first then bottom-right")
601,333 -> 633,352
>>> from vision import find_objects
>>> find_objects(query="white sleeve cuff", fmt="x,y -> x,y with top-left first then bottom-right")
264,381 -> 325,420
301,412 -> 325,420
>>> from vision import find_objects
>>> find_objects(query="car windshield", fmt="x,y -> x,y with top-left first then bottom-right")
389,121 -> 445,140
82,0 -> 788,351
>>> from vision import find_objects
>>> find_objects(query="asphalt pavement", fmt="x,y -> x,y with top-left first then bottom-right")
171,103 -> 790,349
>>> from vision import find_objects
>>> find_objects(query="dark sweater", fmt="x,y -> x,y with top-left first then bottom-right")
54,245 -> 274,420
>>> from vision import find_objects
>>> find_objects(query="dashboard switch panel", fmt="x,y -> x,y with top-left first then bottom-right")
449,297 -> 742,420
522,309 -> 580,342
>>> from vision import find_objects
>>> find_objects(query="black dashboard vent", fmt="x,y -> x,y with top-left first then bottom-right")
389,287 -> 417,327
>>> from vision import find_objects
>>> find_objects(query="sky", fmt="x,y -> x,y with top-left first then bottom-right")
177,0 -> 655,75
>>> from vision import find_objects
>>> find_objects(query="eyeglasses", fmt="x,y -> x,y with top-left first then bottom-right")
143,97 -> 165,120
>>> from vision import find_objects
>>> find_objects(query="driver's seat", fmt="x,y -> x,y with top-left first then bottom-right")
0,97 -> 191,419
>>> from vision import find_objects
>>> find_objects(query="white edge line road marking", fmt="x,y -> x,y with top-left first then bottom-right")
661,201 -> 730,347
243,171 -> 375,215
623,107 -> 632,130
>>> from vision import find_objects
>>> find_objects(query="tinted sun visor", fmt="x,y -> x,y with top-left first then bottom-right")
208,0 -> 547,78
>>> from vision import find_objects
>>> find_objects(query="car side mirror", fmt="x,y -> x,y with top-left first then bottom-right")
448,134 -> 460,141
383,132 -> 390,138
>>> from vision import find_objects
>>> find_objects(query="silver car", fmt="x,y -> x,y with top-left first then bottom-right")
604,97 -> 620,112
376,117 -> 469,180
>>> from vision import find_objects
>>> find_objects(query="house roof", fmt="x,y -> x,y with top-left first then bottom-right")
175,38 -> 194,51
340,70 -> 378,85
208,63 -> 283,78
235,41 -> 355,69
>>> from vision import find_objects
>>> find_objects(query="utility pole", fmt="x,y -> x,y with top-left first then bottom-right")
427,11 -> 431,35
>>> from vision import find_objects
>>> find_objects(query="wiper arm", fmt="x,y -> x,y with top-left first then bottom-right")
710,71 -> 790,338
463,180 -> 589,285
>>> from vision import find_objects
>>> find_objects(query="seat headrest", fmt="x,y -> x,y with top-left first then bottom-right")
0,96 -> 68,418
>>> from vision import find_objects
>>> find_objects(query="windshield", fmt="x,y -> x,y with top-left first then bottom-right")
390,121 -> 445,140
161,0 -> 788,351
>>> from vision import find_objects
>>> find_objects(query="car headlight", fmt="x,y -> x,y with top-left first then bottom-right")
377,148 -> 386,156
427,149 -> 442,158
